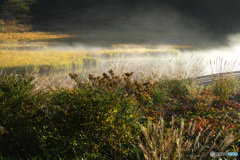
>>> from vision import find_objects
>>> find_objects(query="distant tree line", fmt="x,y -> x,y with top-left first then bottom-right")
1,0 -> 240,32
1,0 -> 240,15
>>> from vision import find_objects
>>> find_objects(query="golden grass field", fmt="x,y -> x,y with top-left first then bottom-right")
0,19 -> 193,74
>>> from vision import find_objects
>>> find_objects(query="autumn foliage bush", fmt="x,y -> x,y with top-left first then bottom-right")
0,69 -> 154,159
0,69 -> 239,159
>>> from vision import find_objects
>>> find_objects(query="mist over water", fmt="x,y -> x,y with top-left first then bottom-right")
24,1 -> 240,89
44,33 -> 240,85
47,32 -> 240,79
179,33 -> 240,75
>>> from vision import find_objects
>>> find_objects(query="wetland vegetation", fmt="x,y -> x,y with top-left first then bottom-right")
1,0 -> 240,159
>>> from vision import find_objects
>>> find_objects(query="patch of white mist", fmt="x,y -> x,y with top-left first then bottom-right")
178,33 -> 240,76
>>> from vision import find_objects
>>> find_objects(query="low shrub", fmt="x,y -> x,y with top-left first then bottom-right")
0,70 -> 150,159
212,76 -> 237,103
41,86 -> 142,159
155,75 -> 193,99
151,87 -> 168,105
0,70 -> 43,158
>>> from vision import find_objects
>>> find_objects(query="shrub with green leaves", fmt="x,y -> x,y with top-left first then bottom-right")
47,89 -> 137,158
33,70 -> 148,159
156,75 -> 193,99
151,87 -> 168,105
0,69 -> 150,159
0,71 -> 44,158
0,71 -> 35,106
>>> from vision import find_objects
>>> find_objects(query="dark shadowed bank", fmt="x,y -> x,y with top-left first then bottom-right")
35,0 -> 240,33
1,0 -> 240,48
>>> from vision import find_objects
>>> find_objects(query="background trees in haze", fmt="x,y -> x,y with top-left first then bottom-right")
1,0 -> 240,34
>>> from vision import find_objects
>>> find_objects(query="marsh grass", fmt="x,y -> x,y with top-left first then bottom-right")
137,116 -> 234,160
28,54 -> 205,94
0,31 -> 73,42
0,19 -> 32,32
0,24 -> 196,79
0,35 -> 183,76
86,48 -> 179,60
210,57 -> 240,102
94,55 -> 205,81
212,77 -> 237,102
32,74 -> 77,92
163,55 -> 206,78
0,44 -> 47,50
111,44 -> 194,50
0,50 -> 98,74
210,56 -> 238,74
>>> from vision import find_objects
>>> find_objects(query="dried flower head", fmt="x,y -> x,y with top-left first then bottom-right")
88,74 -> 94,80
124,72 -> 134,77
69,73 -> 78,79
108,69 -> 114,75
103,73 -> 108,77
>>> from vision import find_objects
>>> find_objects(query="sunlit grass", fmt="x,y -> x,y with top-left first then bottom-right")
0,32 -> 74,43
0,22 -> 193,75
112,43 -> 195,49
86,48 -> 179,59
0,41 -> 182,74
0,43 -> 47,50
0,19 -> 32,33
0,47 -> 181,73
0,50 -> 97,73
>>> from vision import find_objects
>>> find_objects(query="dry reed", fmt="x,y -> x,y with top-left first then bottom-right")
29,54 -> 206,91
137,116 -> 234,160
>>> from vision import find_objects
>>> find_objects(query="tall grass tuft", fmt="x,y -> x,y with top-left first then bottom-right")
210,57 -> 239,102
161,55 -> 205,79
210,56 -> 238,74
137,116 -> 234,160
